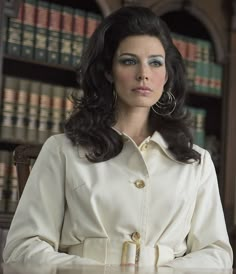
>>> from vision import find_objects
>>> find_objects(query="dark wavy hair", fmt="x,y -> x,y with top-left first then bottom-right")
65,6 -> 201,163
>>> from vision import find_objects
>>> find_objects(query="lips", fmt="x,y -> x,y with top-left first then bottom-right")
131,86 -> 152,95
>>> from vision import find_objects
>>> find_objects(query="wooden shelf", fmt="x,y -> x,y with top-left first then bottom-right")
0,139 -> 39,151
3,55 -> 78,86
188,90 -> 221,99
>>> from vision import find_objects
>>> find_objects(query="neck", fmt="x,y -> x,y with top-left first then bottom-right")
114,107 -> 152,145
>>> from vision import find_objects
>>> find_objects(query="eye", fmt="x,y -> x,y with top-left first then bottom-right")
149,59 -> 164,67
119,58 -> 137,65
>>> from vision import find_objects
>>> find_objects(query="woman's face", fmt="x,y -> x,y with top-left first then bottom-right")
112,35 -> 168,112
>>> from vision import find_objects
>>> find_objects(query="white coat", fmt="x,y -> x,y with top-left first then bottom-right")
3,132 -> 233,268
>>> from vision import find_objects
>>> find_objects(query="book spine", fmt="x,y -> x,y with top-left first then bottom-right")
14,78 -> 30,141
38,83 -> 52,143
34,0 -> 49,62
7,158 -> 18,213
72,9 -> 85,66
26,80 -> 41,142
21,0 -> 36,59
215,64 -> 223,96
0,76 -> 18,140
47,3 -> 61,64
85,12 -> 100,39
194,108 -> 206,147
5,3 -> 24,56
186,38 -> 197,90
0,151 -> 11,213
50,85 -> 65,135
60,6 -> 73,65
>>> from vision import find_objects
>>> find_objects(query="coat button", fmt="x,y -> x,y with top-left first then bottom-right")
134,180 -> 145,189
131,232 -> 141,242
140,143 -> 148,151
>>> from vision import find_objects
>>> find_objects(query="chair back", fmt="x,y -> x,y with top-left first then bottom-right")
13,144 -> 42,198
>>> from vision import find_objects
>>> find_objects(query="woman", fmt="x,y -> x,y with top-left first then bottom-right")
3,6 -> 233,268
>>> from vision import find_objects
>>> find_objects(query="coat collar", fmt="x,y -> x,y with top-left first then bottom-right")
78,128 -> 195,164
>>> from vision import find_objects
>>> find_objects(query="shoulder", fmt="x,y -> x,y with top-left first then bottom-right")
41,134 -> 75,154
192,143 -> 211,163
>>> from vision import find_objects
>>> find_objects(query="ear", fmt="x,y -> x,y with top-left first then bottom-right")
105,72 -> 113,83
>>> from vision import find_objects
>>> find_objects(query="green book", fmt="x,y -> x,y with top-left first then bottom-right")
34,0 -> 49,62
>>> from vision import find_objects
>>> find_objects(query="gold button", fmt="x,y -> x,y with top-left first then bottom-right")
131,232 -> 141,242
134,180 -> 145,189
140,143 -> 148,151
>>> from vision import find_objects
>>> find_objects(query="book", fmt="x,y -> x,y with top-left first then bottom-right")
60,6 -> 73,65
71,9 -> 86,66
194,108 -> 207,147
50,85 -> 65,135
14,78 -> 30,141
5,2 -> 24,56
0,151 -> 11,213
7,161 -> 19,213
21,0 -> 37,59
0,76 -> 18,140
34,0 -> 49,62
37,82 -> 52,143
47,3 -> 61,64
83,12 -> 101,49
185,37 -> 198,90
26,80 -> 41,142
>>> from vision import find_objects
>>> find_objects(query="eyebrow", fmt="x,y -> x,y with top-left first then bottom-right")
118,53 -> 165,58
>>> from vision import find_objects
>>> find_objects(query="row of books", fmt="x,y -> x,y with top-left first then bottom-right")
0,75 -> 77,144
0,74 -> 209,147
172,33 -> 223,96
0,150 -> 18,213
4,0 -> 102,66
3,0 -> 222,96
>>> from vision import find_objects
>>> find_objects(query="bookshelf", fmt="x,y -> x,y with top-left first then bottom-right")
0,0 -> 103,230
0,0 -> 235,262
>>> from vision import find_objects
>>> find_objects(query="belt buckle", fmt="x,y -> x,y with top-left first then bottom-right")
121,233 -> 141,265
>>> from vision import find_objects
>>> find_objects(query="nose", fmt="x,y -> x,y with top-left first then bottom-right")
137,75 -> 149,81
136,64 -> 149,81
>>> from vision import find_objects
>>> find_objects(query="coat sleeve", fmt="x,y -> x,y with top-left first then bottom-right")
165,150 -> 233,268
3,136 -> 100,265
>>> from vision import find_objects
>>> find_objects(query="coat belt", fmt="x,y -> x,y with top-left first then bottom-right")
67,238 -> 174,266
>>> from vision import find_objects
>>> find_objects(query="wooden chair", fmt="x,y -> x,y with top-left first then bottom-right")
13,144 -> 42,198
